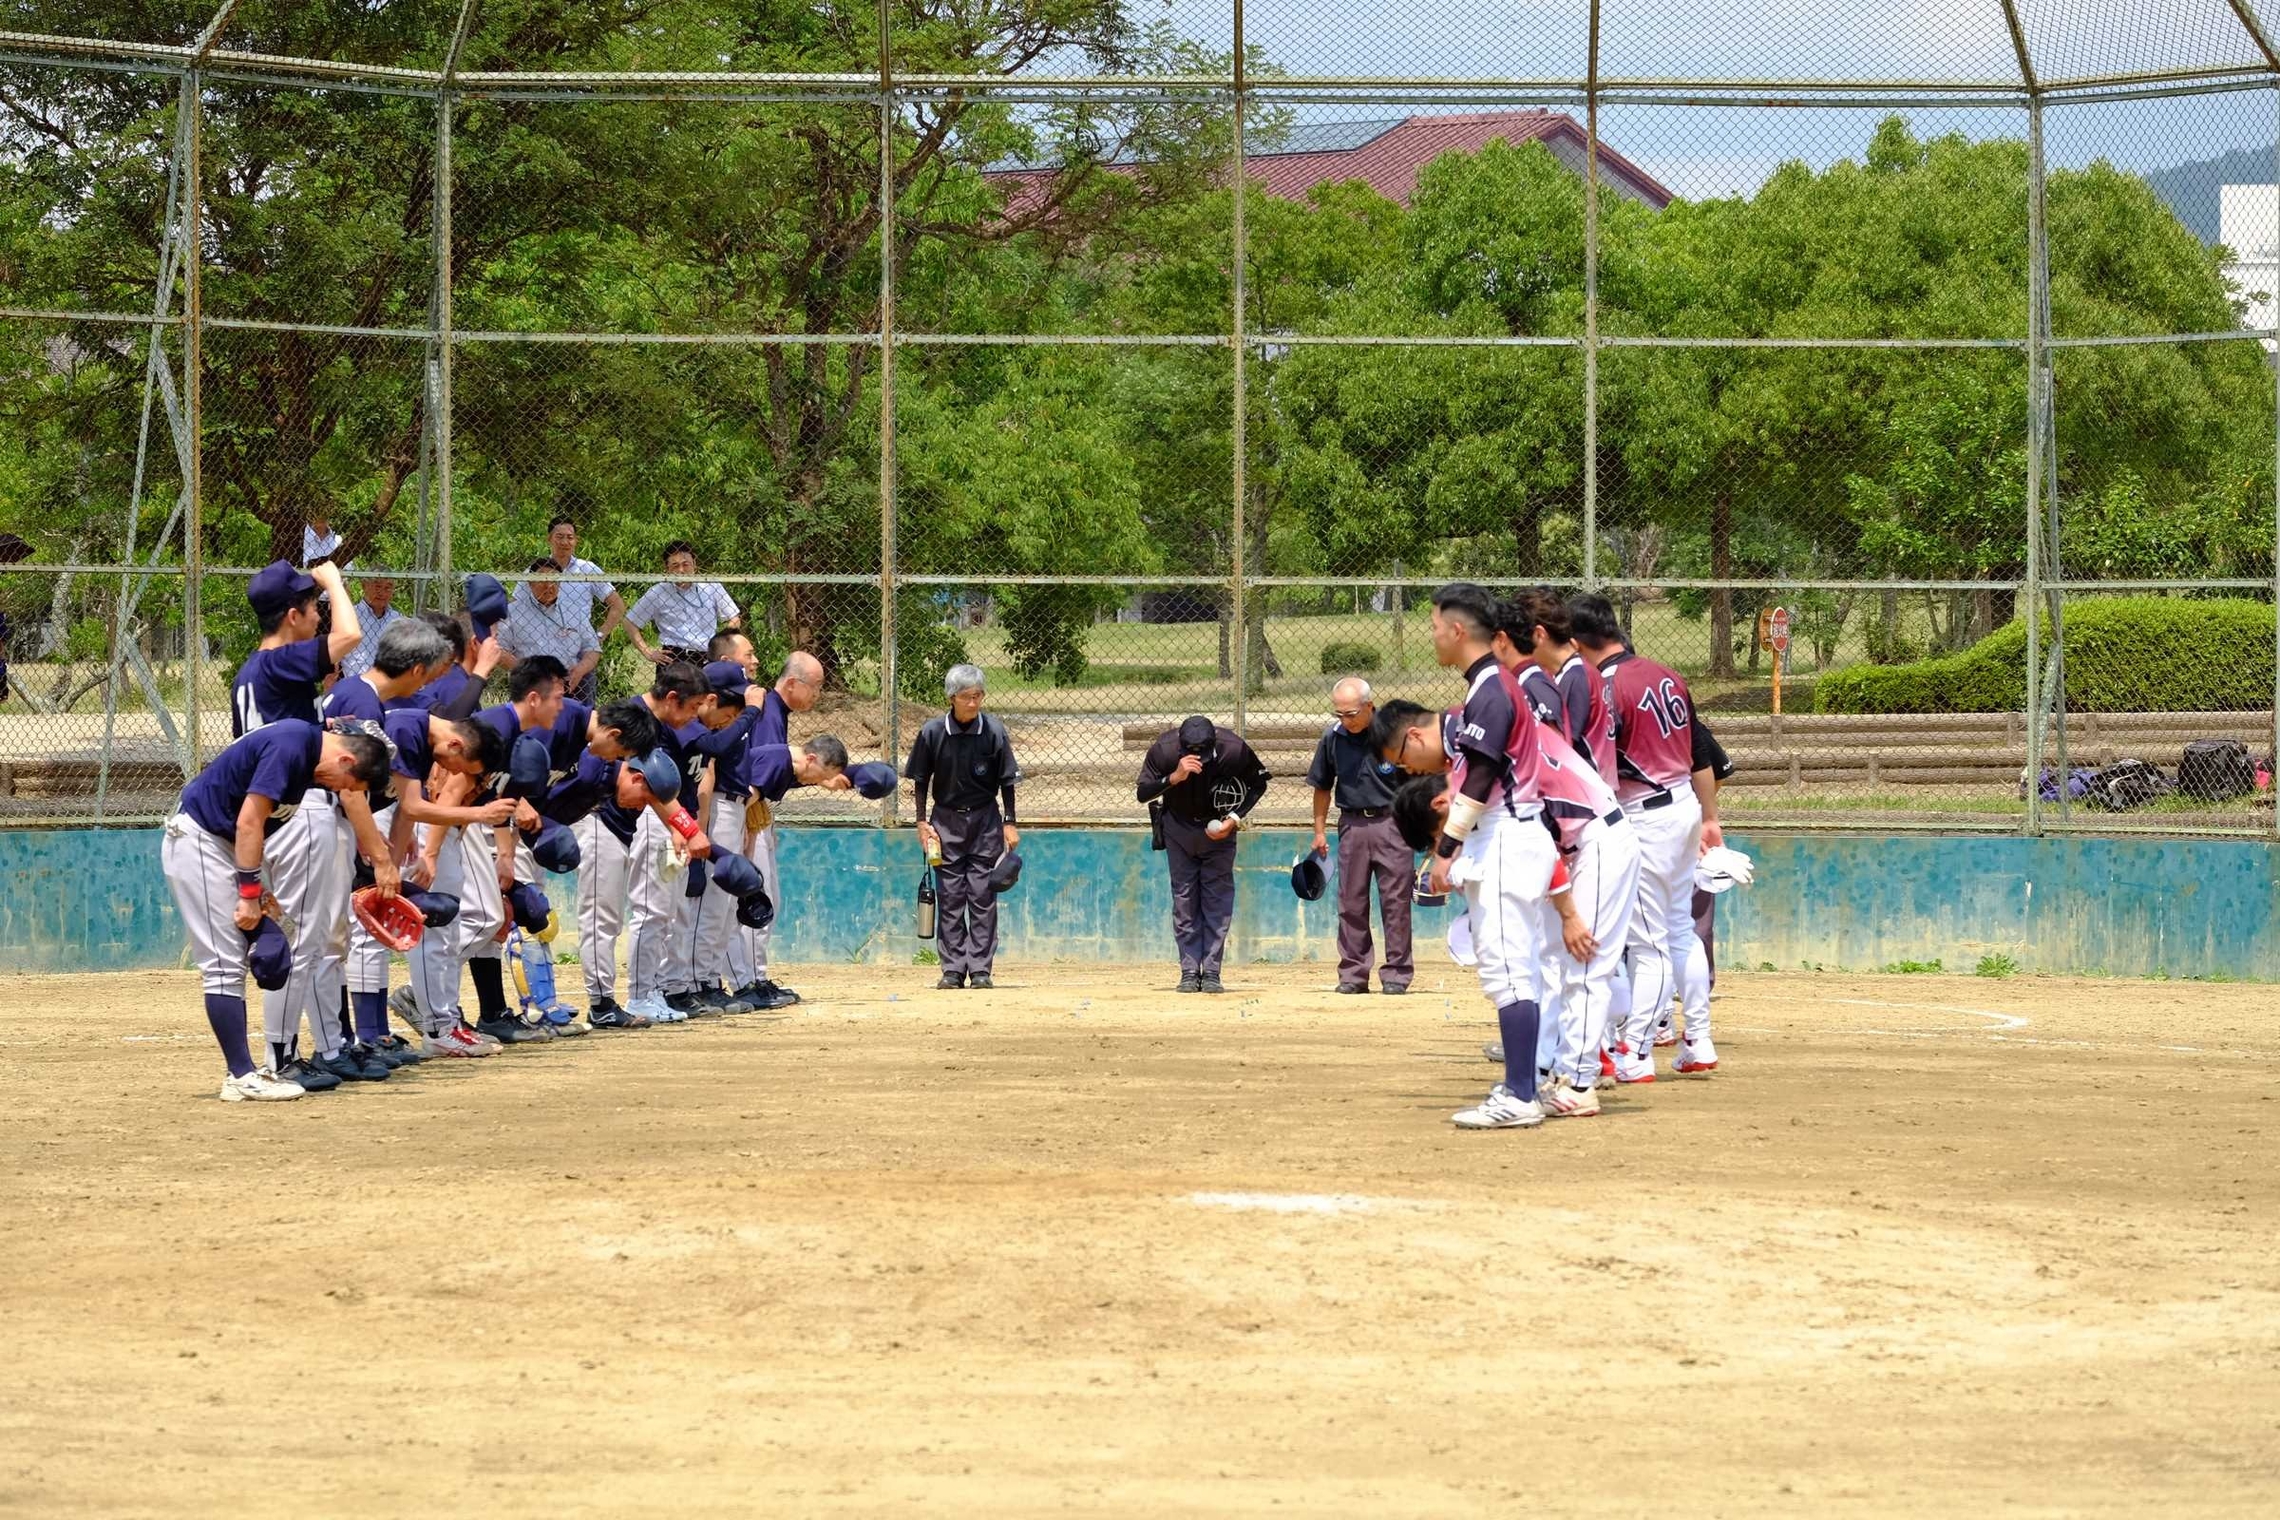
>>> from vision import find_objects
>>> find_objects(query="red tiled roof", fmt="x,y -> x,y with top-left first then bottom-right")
987,110 -> 1674,213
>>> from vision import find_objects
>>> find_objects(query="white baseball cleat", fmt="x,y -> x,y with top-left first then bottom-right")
220,1069 -> 306,1102
1674,1037 -> 1718,1076
1652,1012 -> 1678,1048
1481,1042 -> 1504,1063
1612,1047 -> 1658,1085
626,995 -> 680,1024
1452,1084 -> 1545,1130
1539,1077 -> 1601,1118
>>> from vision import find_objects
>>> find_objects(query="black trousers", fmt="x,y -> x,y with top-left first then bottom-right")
1162,811 -> 1237,975
932,802 -> 1005,976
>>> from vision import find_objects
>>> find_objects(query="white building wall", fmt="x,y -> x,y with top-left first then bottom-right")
2220,183 -> 2279,348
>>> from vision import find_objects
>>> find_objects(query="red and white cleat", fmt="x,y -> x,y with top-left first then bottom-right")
1674,1036 -> 1718,1076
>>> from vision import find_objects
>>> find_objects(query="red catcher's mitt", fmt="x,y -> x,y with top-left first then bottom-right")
352,887 -> 425,952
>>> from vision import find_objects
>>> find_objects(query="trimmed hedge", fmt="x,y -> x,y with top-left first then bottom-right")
1815,596 -> 2276,714
1319,638 -> 1383,675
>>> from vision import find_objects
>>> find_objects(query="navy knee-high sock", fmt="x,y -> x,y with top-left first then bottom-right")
351,990 -> 389,1044
204,994 -> 255,1078
1497,1001 -> 1541,1102
468,959 -> 510,1020
336,988 -> 355,1045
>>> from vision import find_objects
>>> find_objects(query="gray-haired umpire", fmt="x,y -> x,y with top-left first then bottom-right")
1308,676 -> 1414,994
907,664 -> 1020,989
1136,714 -> 1272,993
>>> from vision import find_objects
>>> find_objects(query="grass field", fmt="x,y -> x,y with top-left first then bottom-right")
5,959 -> 2278,1517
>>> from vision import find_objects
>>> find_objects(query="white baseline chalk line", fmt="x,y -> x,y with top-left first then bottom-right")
1739,995 -> 2271,1063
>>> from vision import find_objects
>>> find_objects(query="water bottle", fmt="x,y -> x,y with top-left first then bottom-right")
916,868 -> 937,940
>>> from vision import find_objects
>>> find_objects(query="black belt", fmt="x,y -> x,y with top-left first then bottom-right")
1603,807 -> 1625,827
660,645 -> 706,666
1341,806 -> 1389,819
1639,788 -> 1675,810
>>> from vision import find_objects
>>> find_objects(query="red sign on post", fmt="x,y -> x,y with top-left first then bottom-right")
1767,606 -> 1792,654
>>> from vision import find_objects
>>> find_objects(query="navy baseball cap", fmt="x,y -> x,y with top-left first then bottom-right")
735,884 -> 775,930
404,889 -> 461,928
709,849 -> 764,899
507,880 -> 554,934
704,660 -> 749,697
988,850 -> 1023,894
243,916 -> 292,991
529,821 -> 580,875
847,760 -> 898,800
247,560 -> 318,619
463,573 -> 510,639
1290,849 -> 1327,902
1179,715 -> 1216,753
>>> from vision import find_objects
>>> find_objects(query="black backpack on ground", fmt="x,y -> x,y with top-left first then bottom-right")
2083,759 -> 2174,813
2177,739 -> 2256,802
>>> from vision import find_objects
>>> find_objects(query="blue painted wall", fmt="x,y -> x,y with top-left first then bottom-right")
4,826 -> 2275,981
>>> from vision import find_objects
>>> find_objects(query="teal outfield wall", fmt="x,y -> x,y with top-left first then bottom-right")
2,827 -> 2275,981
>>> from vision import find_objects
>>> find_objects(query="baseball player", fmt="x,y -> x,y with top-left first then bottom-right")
1666,712 -> 1736,1049
228,560 -> 397,1092
1493,596 -> 1567,734
1368,583 -> 1568,1130
310,617 -> 454,1076
1507,588 -> 1603,756
658,666 -> 758,1016
907,663 -> 1021,991
620,662 -> 717,1024
730,650 -> 851,1011
564,744 -> 715,1027
161,720 -> 392,1101
673,662 -> 765,1011
1568,594 -> 1722,1079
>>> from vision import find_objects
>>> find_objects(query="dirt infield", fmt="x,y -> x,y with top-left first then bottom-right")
4,961 -> 2278,1518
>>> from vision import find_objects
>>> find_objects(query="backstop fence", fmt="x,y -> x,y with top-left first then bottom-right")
1,2 -> 2276,835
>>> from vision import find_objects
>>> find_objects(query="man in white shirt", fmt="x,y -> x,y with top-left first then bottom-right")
622,540 -> 741,666
302,514 -> 344,569
520,516 -> 626,703
335,573 -> 404,681
498,555 -> 603,694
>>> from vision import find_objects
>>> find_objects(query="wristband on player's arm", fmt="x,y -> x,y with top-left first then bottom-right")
236,869 -> 264,899
664,803 -> 700,841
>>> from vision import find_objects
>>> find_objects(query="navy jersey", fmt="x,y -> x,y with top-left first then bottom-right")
419,665 -> 484,721
590,756 -> 647,844
543,751 -> 619,830
180,720 -> 324,837
323,673 -> 388,725
231,639 -> 332,738
739,689 -> 796,802
382,707 -> 439,785
688,706 -> 760,800
1552,655 -> 1596,751
475,699 -> 593,778
1444,655 -> 1543,818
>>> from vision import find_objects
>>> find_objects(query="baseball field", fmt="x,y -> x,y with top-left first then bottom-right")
4,959 -> 2277,1518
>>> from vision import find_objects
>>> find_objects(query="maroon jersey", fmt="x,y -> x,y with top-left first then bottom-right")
1576,657 -> 1618,782
1533,720 -> 1620,857
1604,650 -> 1696,804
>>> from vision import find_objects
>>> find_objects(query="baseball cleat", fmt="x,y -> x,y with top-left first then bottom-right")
665,991 -> 708,1018
1596,1049 -> 1619,1090
273,1055 -> 342,1093
475,1015 -> 549,1045
425,1026 -> 494,1058
746,981 -> 800,1010
1176,972 -> 1200,993
387,986 -> 425,1035
1540,1077 -> 1601,1118
1482,1042 -> 1505,1064
373,1033 -> 426,1067
1380,983 -> 1408,995
625,995 -> 679,1024
1612,1048 -> 1657,1085
1674,1037 -> 1718,1075
457,1019 -> 503,1049
535,1001 -> 589,1036
220,1069 -> 306,1102
1452,1084 -> 1544,1130
702,985 -> 756,1015
1652,1012 -> 1678,1048
324,1044 -> 392,1082
585,997 -> 650,1030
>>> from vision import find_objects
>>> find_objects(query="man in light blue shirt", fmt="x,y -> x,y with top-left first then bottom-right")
336,573 -> 403,681
518,516 -> 626,703
499,555 -> 603,696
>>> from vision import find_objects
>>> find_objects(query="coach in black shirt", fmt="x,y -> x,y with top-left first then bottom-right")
1136,714 -> 1271,993
908,663 -> 1020,989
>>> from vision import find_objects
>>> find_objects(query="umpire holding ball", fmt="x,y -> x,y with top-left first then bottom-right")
908,664 -> 1020,990
1308,677 -> 1414,995
1137,714 -> 1271,993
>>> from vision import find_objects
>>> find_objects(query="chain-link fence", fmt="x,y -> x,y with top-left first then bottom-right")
2,4 -> 2276,834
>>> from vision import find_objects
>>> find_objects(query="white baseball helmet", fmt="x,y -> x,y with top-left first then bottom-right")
1694,845 -> 1755,894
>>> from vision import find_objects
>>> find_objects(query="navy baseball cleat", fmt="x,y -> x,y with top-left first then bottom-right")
474,1015 -> 550,1046
315,1046 -> 389,1083
585,996 -> 650,1030
274,1055 -> 343,1093
743,981 -> 800,1010
374,1033 -> 426,1067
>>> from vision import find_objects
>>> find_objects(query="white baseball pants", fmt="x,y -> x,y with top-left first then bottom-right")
1618,789 -> 1703,1056
1456,808 -> 1558,1011
1543,819 -> 1641,1091
257,791 -> 340,1056
573,814 -> 632,1002
161,814 -> 251,998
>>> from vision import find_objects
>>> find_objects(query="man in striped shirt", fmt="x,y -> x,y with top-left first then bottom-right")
336,573 -> 403,682
519,517 -> 625,704
622,541 -> 741,667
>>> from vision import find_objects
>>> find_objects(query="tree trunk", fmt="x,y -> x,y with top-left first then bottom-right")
1878,586 -> 1900,663
1511,497 -> 1544,578
1708,489 -> 1736,678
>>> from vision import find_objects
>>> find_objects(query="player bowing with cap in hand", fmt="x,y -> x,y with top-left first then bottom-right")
162,720 -> 393,1101
731,651 -> 857,1012
908,664 -> 1020,991
1136,714 -> 1271,993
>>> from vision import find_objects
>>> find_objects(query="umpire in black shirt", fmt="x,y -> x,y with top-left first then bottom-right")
909,663 -> 1020,989
1136,714 -> 1271,993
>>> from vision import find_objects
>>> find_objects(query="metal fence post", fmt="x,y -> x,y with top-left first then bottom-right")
182,68 -> 205,772
1582,0 -> 1601,591
432,85 -> 455,609
877,7 -> 899,821
2022,96 -> 2048,837
1229,0 -> 1249,733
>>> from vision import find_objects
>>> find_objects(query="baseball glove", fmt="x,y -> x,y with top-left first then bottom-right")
351,887 -> 425,952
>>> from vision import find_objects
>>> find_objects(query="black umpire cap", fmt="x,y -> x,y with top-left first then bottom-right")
1178,714 -> 1216,754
